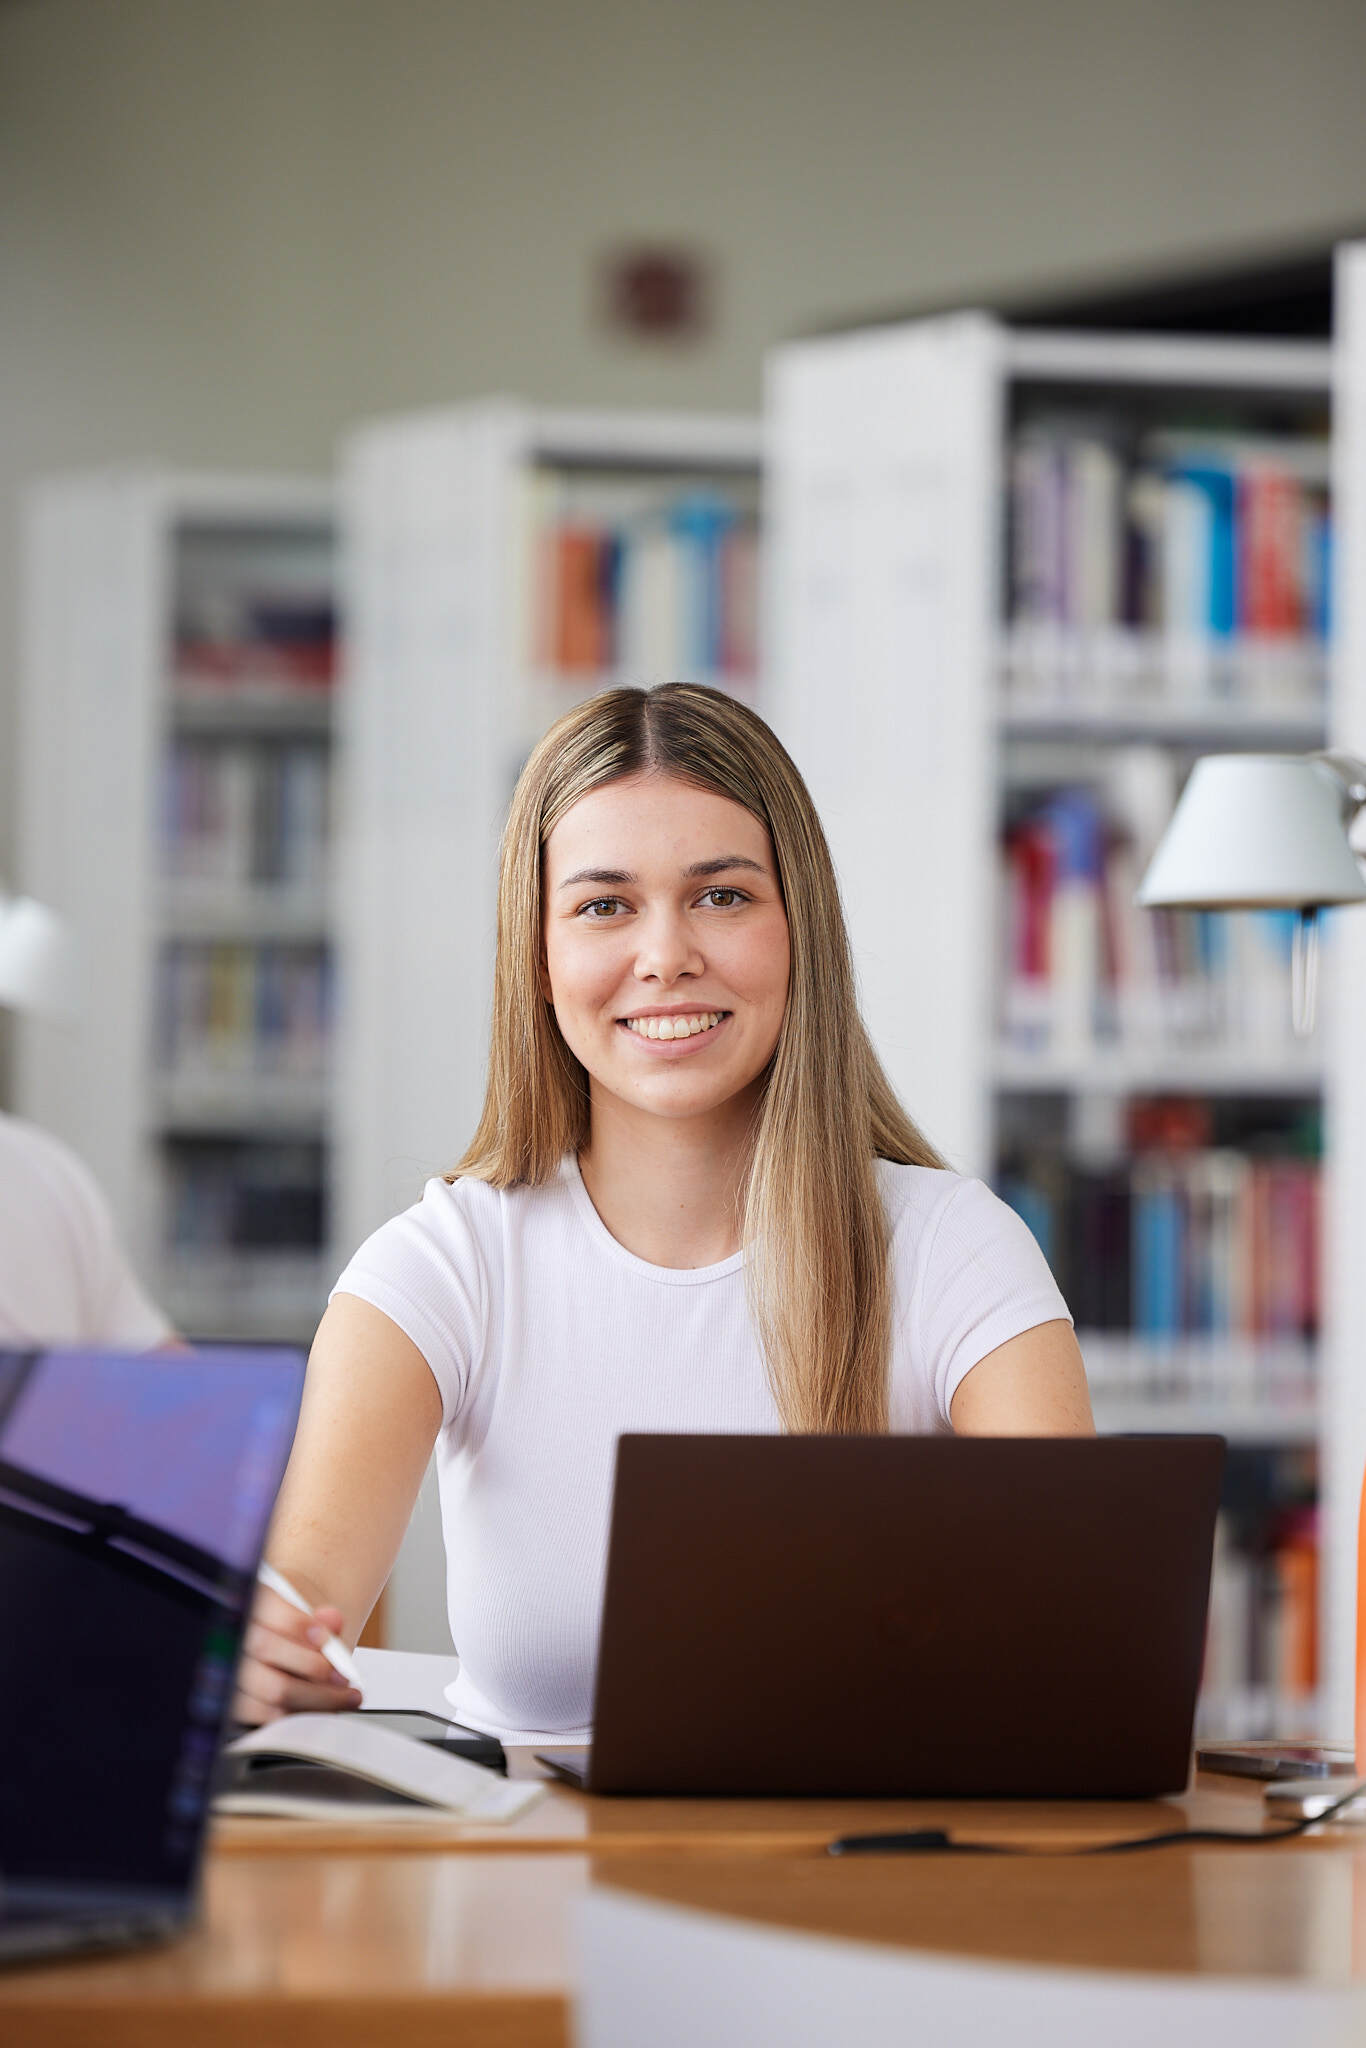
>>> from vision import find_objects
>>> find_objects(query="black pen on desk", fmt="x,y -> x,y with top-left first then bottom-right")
257,1561 -> 364,1691
827,1829 -> 959,1856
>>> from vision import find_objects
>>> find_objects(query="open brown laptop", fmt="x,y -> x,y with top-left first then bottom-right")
537,1433 -> 1224,1798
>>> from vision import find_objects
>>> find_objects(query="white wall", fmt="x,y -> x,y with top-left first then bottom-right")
3,0 -> 1366,976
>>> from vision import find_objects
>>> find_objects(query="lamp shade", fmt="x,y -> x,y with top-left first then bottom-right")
1135,754 -> 1366,912
0,895 -> 77,1017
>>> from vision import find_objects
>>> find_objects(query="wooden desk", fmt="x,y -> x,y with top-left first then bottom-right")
3,1772 -> 1365,2046
0,1851 -> 584,2048
209,1745 -> 1334,1855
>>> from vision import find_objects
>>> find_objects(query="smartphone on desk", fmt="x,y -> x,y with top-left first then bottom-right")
1265,1776 -> 1366,1821
355,1709 -> 506,1774
1196,1742 -> 1357,1782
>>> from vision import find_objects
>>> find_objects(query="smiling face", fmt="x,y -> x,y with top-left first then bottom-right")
541,771 -> 791,1139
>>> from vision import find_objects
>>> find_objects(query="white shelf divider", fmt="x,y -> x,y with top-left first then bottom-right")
765,313 -> 1004,1178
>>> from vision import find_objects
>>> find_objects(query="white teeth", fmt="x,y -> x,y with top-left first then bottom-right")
623,1011 -> 724,1041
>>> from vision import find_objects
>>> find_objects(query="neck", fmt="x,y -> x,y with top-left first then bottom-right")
578,1090 -> 758,1269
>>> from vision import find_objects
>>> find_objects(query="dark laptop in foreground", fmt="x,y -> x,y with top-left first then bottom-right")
538,1433 -> 1225,1798
0,1343 -> 304,1965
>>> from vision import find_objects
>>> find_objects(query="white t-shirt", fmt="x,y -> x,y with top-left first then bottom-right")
0,1112 -> 171,1350
333,1155 -> 1071,1742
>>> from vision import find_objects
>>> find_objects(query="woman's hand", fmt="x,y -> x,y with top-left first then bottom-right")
233,1582 -> 363,1725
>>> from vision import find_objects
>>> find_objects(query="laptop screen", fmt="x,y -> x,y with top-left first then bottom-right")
0,1346 -> 303,1901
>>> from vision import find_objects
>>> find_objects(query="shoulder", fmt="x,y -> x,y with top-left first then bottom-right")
877,1160 -> 1058,1291
331,1168 -> 576,1430
356,1168 -> 573,1266
0,1112 -> 110,1232
333,1167 -> 581,1331
339,1172 -> 506,1293
0,1110 -> 88,1184
877,1158 -> 997,1254
876,1158 -> 969,1231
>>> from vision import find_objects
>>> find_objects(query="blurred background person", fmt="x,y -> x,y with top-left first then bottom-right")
0,890 -> 172,1347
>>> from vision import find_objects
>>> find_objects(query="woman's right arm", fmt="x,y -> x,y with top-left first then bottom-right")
234,1292 -> 445,1724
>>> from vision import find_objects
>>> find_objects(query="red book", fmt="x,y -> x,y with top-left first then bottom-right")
1007,823 -> 1053,979
1238,468 -> 1302,635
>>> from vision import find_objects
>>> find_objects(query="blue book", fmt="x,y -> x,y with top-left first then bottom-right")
598,533 -> 626,668
669,493 -> 736,674
1308,509 -> 1333,641
1133,1180 -> 1183,1337
1044,787 -> 1105,884
1170,462 -> 1237,637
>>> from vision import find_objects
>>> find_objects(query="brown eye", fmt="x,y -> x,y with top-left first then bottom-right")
702,888 -> 742,908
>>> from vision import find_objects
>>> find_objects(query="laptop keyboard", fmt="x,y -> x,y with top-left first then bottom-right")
0,1903 -> 177,1963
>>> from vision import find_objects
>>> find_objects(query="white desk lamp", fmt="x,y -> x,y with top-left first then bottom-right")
1136,752 -> 1366,1034
0,893 -> 76,1018
1137,748 -> 1366,1779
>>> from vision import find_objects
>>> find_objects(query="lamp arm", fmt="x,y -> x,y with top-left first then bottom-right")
1312,751 -> 1366,823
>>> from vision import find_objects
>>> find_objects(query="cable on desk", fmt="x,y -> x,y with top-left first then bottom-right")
826,1782 -> 1366,1857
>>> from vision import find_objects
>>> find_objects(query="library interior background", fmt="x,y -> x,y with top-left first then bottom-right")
5,0 -> 1366,1738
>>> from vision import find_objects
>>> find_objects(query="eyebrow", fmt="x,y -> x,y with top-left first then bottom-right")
555,854 -> 769,892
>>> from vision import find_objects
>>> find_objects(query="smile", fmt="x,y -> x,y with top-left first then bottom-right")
619,1010 -> 729,1043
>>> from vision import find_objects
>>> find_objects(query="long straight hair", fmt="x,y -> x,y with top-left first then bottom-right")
453,684 -> 944,1433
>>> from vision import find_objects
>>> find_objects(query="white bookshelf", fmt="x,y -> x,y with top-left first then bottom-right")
765,258 -> 1366,1741
17,469 -> 338,1345
337,398 -> 762,1647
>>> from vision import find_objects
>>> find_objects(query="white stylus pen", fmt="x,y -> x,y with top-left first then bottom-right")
256,1560 -> 364,1691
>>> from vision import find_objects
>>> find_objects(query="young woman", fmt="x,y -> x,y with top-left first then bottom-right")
237,683 -> 1092,1735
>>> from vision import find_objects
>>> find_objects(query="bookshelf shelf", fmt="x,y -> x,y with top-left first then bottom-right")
154,1074 -> 329,1135
160,883 -> 330,943
1003,330 -> 1333,391
18,469 -> 338,1344
999,628 -> 1328,728
998,697 -> 1327,749
1089,1399 -> 1320,1447
767,266 -> 1366,1739
529,409 -> 761,469
159,1248 -> 330,1346
992,1049 -> 1324,1096
169,689 -> 334,737
1083,1332 -> 1316,1429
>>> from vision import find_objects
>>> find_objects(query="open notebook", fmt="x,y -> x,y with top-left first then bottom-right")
216,1713 -> 543,1824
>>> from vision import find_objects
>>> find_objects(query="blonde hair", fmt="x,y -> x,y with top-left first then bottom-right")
453,684 -> 944,1432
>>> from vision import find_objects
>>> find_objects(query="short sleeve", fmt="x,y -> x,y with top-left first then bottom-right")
913,1177 -> 1072,1423
330,1178 -> 489,1431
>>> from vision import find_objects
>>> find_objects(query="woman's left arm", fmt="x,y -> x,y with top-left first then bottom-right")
949,1320 -> 1094,1435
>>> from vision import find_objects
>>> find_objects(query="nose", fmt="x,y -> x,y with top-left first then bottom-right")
632,905 -> 704,986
